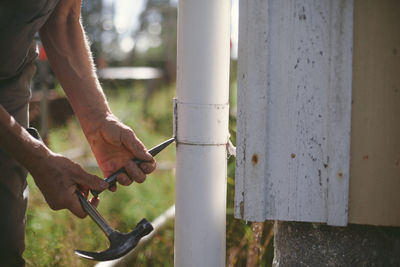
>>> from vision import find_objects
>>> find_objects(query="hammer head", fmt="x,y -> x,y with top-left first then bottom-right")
74,218 -> 153,261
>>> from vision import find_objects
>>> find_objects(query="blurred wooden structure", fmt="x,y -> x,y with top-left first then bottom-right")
97,67 -> 163,115
29,66 -> 163,131
97,67 -> 162,80
29,90 -> 74,128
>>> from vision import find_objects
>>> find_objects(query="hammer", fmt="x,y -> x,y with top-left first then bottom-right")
74,191 -> 153,261
75,138 -> 175,261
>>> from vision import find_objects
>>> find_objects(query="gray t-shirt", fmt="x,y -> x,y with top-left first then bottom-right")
0,0 -> 59,80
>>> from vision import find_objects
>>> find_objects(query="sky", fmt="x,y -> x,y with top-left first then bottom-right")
113,0 -> 147,35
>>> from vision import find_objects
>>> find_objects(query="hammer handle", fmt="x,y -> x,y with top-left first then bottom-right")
76,191 -> 114,236
91,138 -> 175,197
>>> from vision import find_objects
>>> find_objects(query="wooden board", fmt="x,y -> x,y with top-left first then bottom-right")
348,0 -> 400,226
235,0 -> 354,226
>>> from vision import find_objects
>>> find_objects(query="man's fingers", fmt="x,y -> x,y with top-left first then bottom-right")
70,192 -> 100,219
77,173 -> 109,191
140,161 -> 156,174
121,129 -> 153,161
90,197 -> 100,207
68,195 -> 87,219
116,172 -> 132,186
125,160 -> 146,183
71,208 -> 87,219
109,184 -> 117,192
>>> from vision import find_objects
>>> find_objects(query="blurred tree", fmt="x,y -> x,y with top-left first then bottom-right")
80,0 -> 177,80
132,0 -> 177,83
81,0 -> 119,67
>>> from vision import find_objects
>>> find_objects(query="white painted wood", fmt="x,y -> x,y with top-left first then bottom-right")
235,0 -> 353,226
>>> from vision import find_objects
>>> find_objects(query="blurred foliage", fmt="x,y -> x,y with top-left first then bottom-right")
81,0 -> 111,59
132,0 -> 177,82
80,0 -> 177,83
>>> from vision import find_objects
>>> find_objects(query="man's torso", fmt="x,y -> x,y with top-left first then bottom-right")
0,0 -> 59,80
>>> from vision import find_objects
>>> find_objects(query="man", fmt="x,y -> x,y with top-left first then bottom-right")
0,0 -> 156,265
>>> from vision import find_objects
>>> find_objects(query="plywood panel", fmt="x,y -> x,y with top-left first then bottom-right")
348,0 -> 400,226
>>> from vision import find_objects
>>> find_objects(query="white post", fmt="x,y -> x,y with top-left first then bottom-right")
175,0 -> 230,266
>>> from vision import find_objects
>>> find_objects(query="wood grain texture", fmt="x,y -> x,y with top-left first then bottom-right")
348,0 -> 400,226
235,0 -> 353,226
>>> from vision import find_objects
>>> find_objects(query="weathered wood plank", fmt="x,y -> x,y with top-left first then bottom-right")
235,0 -> 353,226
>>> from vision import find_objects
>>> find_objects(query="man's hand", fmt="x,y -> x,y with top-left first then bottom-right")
84,113 -> 156,190
0,105 -> 108,218
28,150 -> 110,218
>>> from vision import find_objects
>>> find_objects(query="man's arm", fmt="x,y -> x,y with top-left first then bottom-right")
39,0 -> 108,130
39,0 -> 156,186
0,105 -> 108,217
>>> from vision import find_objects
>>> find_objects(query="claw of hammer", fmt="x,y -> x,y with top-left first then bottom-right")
74,191 -> 153,261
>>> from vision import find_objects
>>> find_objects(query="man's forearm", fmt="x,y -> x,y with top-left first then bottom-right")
0,105 -> 49,170
37,0 -> 156,186
39,0 -> 111,134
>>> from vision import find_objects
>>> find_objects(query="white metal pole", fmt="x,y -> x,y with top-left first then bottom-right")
175,0 -> 230,266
